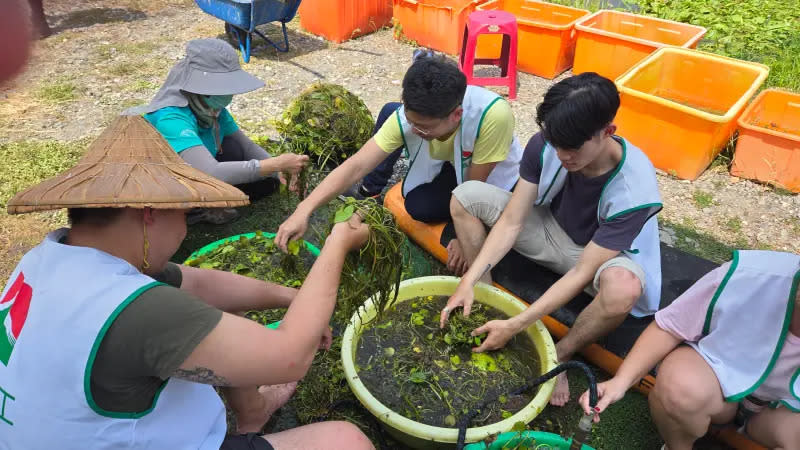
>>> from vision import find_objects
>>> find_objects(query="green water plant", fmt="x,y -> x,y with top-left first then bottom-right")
331,197 -> 407,322
275,83 -> 375,166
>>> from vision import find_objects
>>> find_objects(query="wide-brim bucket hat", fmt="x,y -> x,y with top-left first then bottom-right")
7,115 -> 250,213
182,38 -> 264,95
126,38 -> 265,115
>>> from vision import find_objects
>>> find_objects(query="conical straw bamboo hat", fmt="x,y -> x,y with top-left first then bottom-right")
7,115 -> 250,214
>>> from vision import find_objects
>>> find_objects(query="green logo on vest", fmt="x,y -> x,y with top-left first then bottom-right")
0,272 -> 33,366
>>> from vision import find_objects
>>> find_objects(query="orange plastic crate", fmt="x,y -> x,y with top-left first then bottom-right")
476,0 -> 589,79
299,0 -> 393,43
393,0 -> 487,55
731,89 -> 800,192
573,10 -> 706,81
615,48 -> 768,180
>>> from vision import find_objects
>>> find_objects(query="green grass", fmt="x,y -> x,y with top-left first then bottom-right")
35,80 -> 79,103
789,217 -> 800,235
96,41 -> 158,60
125,79 -> 159,92
723,216 -> 742,233
692,190 -> 714,208
109,61 -> 140,76
0,140 -> 87,207
662,219 -> 736,263
528,368 -> 663,450
772,186 -> 796,196
635,0 -> 800,92
551,0 -> 800,92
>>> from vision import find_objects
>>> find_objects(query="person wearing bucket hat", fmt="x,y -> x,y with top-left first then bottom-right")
0,116 -> 373,450
129,38 -> 309,226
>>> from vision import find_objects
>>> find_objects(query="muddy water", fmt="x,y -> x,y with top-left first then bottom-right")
356,295 -> 541,428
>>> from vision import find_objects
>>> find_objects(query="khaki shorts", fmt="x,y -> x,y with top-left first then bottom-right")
452,181 -> 646,296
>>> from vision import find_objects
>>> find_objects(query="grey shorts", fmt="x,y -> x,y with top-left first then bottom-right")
452,181 -> 646,296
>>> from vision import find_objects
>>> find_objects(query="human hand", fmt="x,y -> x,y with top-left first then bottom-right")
274,154 -> 309,193
275,211 -> 310,253
319,326 -> 333,350
439,282 -> 475,328
578,378 -> 628,423
327,213 -> 369,252
274,153 -> 309,174
471,319 -> 517,353
446,239 -> 468,276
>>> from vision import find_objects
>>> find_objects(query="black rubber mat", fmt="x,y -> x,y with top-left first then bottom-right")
440,222 -> 719,358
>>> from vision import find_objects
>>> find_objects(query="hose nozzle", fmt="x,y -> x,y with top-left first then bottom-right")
569,410 -> 595,450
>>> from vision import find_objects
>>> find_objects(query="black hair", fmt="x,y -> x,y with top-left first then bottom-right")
535,72 -> 620,150
67,208 -> 125,226
402,55 -> 467,118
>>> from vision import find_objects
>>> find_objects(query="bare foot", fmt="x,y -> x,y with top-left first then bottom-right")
549,372 -> 570,407
446,239 -> 467,275
236,382 -> 298,433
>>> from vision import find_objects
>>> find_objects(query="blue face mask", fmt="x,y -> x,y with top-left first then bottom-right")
204,94 -> 233,110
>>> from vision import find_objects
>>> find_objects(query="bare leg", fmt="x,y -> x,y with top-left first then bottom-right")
550,267 -> 642,406
649,347 -> 737,450
747,404 -> 800,450
222,383 -> 297,433
263,420 -> 375,450
450,196 -> 492,284
446,239 -> 468,276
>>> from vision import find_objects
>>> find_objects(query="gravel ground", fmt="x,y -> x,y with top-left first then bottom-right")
2,0 -> 795,270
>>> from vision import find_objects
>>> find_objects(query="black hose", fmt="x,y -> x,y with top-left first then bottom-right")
455,360 -> 598,450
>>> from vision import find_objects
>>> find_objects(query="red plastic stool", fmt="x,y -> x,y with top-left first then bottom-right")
459,10 -> 518,100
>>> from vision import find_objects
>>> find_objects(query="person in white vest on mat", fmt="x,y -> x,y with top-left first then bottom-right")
440,73 -> 663,407
0,116 -> 373,450
580,250 -> 800,450
275,53 -> 523,254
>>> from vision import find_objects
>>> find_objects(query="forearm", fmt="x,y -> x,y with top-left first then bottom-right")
465,162 -> 496,182
277,241 -> 348,368
508,267 -> 594,332
613,322 -> 682,388
227,129 -> 271,160
181,145 -> 262,184
179,265 -> 296,312
461,217 -> 521,286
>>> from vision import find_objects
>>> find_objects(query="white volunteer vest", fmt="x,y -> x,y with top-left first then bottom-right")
691,250 -> 800,410
399,85 -> 523,196
0,229 -> 226,450
534,137 -> 663,317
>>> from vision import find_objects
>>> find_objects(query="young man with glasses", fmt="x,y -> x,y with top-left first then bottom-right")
276,54 -> 523,256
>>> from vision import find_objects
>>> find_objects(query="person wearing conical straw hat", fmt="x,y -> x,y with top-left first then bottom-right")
128,38 -> 309,226
0,116 -> 374,450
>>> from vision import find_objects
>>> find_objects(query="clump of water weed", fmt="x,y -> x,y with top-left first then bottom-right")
329,197 -> 407,323
184,231 -> 314,323
275,83 -> 374,166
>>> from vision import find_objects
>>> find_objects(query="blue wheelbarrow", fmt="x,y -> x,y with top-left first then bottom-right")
194,0 -> 303,62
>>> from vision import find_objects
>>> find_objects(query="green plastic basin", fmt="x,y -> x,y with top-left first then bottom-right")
464,430 -> 594,449
184,232 -> 320,330
341,276 -> 559,449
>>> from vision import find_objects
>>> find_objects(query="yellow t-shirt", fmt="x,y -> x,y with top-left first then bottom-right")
373,100 -> 514,165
